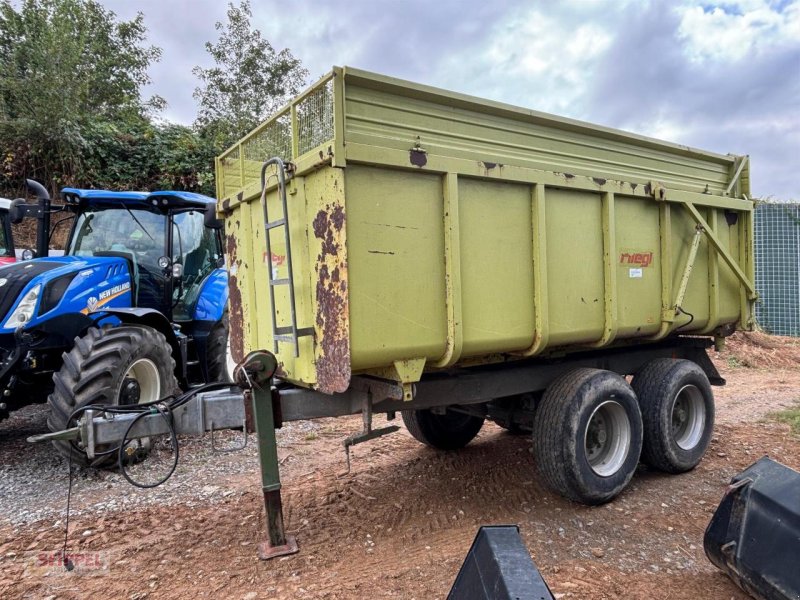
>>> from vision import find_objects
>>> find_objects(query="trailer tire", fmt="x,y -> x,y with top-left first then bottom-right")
632,359 -> 714,473
206,310 -> 231,383
533,369 -> 643,505
47,325 -> 178,466
401,409 -> 484,450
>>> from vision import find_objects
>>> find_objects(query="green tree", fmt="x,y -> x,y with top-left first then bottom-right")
193,0 -> 308,151
0,0 -> 163,194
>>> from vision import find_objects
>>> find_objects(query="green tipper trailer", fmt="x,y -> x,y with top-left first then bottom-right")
215,66 -> 755,555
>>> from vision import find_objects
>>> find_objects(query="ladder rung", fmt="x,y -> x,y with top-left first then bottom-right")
265,218 -> 286,230
270,278 -> 290,286
274,326 -> 315,337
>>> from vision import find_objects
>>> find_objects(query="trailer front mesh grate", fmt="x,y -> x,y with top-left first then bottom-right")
297,79 -> 335,155
242,111 -> 293,164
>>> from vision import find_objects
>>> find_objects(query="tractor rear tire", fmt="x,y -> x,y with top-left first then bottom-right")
47,325 -> 178,466
401,408 -> 484,450
206,310 -> 231,383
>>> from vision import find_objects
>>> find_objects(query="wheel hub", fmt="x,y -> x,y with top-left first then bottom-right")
120,377 -> 141,405
671,385 -> 705,450
584,400 -> 631,477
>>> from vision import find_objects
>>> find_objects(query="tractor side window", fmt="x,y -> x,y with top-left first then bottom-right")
172,210 -> 220,320
0,214 -> 8,256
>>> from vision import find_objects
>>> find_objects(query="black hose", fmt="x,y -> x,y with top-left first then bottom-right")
118,403 -> 179,489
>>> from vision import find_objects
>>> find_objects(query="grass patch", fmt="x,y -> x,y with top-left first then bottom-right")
770,405 -> 800,434
304,432 -> 318,441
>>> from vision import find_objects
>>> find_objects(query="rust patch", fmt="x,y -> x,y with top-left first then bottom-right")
630,183 -> 638,191
644,182 -> 652,196
225,233 -> 245,364
331,204 -> 345,231
222,198 -> 230,212
313,200 -> 351,394
313,208 -> 340,257
483,161 -> 497,170
564,173 -> 575,179
409,149 -> 427,168
593,177 -> 607,186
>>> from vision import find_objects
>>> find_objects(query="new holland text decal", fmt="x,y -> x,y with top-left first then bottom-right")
82,282 -> 131,314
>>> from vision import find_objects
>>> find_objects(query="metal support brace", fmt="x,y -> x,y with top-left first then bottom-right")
237,351 -> 299,560
342,391 -> 400,473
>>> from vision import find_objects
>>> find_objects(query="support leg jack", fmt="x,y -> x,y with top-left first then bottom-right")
238,351 -> 300,561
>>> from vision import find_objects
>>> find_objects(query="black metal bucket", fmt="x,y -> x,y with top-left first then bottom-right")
448,525 -> 554,600
704,456 -> 800,600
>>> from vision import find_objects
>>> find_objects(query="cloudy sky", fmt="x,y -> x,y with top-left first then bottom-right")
102,0 -> 799,200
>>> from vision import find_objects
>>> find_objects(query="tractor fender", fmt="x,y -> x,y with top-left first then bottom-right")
193,268 -> 229,323
97,308 -> 186,384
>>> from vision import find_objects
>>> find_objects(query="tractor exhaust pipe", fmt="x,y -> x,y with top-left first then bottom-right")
26,179 -> 51,258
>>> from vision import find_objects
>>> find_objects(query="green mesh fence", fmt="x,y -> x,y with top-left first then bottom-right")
755,203 -> 800,336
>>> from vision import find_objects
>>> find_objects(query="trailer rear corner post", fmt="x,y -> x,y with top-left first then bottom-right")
239,351 -> 299,560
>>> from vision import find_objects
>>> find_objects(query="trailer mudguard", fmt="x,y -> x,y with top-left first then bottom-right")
704,456 -> 800,600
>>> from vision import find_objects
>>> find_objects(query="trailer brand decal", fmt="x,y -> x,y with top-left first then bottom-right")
81,282 -> 131,314
619,251 -> 653,268
0,278 -> 6,288
264,251 -> 286,267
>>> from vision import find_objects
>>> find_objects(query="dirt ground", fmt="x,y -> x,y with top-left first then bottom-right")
1,332 -> 799,599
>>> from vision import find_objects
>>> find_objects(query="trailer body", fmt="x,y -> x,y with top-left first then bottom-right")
217,67 -> 755,396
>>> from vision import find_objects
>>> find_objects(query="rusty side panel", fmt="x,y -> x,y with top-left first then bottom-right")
226,231 -> 245,364
307,168 -> 351,394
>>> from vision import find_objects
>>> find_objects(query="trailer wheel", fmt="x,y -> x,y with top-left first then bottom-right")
533,369 -> 643,505
47,325 -> 178,466
632,359 -> 714,473
206,309 -> 232,382
401,408 -> 484,450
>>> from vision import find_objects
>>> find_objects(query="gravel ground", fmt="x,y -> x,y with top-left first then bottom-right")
0,403 -> 322,526
1,335 -> 799,599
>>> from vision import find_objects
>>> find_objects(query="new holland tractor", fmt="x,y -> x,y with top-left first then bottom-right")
0,182 -> 229,463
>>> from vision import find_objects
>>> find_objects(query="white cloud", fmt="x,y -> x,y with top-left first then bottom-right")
677,0 -> 800,62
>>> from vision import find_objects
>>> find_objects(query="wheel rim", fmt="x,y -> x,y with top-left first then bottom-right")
584,399 -> 631,477
671,384 -> 705,450
119,358 -> 161,405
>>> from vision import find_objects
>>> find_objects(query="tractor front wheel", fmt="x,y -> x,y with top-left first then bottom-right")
47,325 -> 178,466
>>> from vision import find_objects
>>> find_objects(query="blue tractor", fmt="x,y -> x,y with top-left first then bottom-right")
0,182 -> 229,463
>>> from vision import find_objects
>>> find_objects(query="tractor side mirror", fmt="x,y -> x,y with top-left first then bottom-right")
8,199 -> 28,225
21,248 -> 37,261
204,205 -> 223,230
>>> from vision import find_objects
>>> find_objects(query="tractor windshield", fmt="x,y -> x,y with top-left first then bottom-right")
68,207 -> 168,309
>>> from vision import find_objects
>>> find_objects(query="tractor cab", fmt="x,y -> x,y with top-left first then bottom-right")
61,189 -> 225,324
0,198 -> 15,265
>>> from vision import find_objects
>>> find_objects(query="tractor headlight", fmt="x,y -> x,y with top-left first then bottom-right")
4,285 -> 41,329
